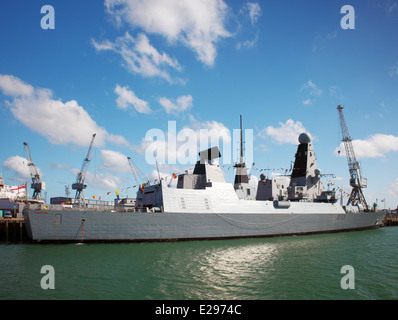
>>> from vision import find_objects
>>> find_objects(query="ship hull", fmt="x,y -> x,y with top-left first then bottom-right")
23,209 -> 386,243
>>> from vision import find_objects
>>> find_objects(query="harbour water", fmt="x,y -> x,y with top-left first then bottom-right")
0,227 -> 397,300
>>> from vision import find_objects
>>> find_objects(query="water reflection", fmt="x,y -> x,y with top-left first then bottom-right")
151,240 -> 282,299
195,243 -> 278,297
152,236 -> 343,299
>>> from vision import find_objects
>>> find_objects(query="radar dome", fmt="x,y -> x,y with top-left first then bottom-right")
298,132 -> 311,144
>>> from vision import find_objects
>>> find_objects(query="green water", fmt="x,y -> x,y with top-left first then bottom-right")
1,227 -> 397,300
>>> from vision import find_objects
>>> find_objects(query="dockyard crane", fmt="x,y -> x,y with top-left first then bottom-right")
337,105 -> 368,211
127,157 -> 140,186
23,142 -> 45,200
72,133 -> 96,207
127,156 -> 150,187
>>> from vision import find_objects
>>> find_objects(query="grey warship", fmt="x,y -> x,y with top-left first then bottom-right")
23,124 -> 385,242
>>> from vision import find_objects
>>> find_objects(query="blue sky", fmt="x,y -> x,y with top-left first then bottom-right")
0,0 -> 398,208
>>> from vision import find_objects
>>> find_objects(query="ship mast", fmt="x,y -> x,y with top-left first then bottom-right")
240,115 -> 244,164
337,105 -> 368,210
234,115 -> 249,185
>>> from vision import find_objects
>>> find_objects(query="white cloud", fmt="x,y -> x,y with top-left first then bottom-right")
158,95 -> 193,114
329,85 -> 344,99
3,155 -> 35,182
189,117 -> 232,144
114,84 -> 151,114
239,2 -> 262,25
301,80 -> 322,105
389,61 -> 398,77
236,3 -> 261,50
49,163 -> 70,170
104,0 -> 231,66
92,32 -> 182,83
236,33 -> 259,50
100,149 -> 131,173
107,134 -> 131,147
99,149 -> 148,183
0,74 -> 130,148
259,119 -> 309,145
0,74 -> 34,97
335,134 -> 398,159
246,3 -> 262,25
69,166 -> 125,191
383,0 -> 398,14
301,80 -> 322,96
84,171 -> 125,191
312,31 -> 337,52
388,179 -> 398,197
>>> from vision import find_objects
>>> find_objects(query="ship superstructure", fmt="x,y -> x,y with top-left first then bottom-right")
0,174 -> 26,217
287,132 -> 323,201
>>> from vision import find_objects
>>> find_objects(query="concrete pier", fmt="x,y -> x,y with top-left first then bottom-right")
0,218 -> 29,243
383,217 -> 398,227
